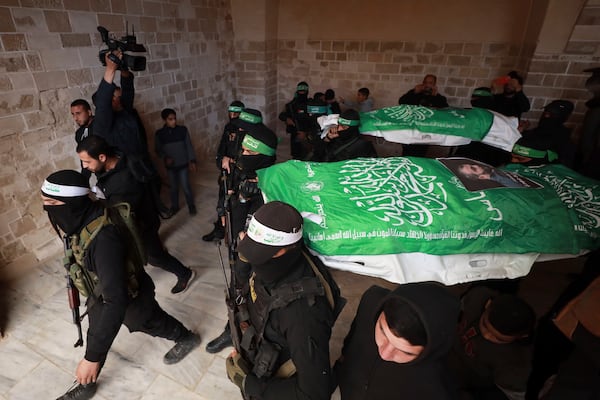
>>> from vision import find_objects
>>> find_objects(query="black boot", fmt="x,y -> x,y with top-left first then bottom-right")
205,325 -> 232,353
202,221 -> 225,242
163,330 -> 202,365
56,382 -> 97,400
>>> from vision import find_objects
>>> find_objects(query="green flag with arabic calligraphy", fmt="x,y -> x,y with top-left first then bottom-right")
256,158 -> 600,256
358,105 -> 520,151
361,106 -> 493,138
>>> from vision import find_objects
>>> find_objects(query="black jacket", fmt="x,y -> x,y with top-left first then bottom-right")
243,252 -> 334,400
335,284 -> 460,400
81,205 -> 130,362
95,155 -> 159,232
312,130 -> 378,162
215,121 -> 244,169
94,75 -> 146,156
490,91 -> 530,119
399,89 -> 449,108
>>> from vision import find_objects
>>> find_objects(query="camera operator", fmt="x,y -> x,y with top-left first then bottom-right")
93,51 -> 146,157
94,50 -> 171,218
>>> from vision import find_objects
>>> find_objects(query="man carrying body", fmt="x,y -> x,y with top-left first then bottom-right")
224,201 -> 338,400
77,135 -> 195,294
334,283 -> 460,399
447,286 -> 536,400
42,170 -> 200,400
311,109 -> 377,162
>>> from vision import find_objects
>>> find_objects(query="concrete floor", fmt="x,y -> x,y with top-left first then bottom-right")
0,138 -> 587,399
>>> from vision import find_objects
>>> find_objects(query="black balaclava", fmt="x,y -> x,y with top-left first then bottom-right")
237,154 -> 275,176
237,201 -> 305,285
41,170 -> 93,236
539,100 -> 574,128
253,245 -> 302,286
337,109 -> 361,142
237,124 -> 278,174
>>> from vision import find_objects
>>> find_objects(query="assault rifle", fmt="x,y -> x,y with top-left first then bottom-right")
217,169 -> 245,354
62,236 -> 84,348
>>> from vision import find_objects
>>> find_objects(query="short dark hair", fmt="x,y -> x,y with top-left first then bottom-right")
381,296 -> 428,346
70,99 -> 91,110
161,108 -> 176,120
358,87 -> 370,98
488,294 -> 536,337
508,70 -> 524,86
76,135 -> 115,160
424,74 -> 437,84
325,89 -> 335,100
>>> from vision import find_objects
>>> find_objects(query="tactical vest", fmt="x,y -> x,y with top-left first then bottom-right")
66,203 -> 146,300
238,251 -> 345,379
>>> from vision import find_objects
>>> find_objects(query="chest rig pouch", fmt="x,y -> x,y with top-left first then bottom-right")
68,203 -> 144,301
239,251 -> 344,379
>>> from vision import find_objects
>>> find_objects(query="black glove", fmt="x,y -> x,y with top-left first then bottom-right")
239,180 -> 260,199
226,353 -> 250,392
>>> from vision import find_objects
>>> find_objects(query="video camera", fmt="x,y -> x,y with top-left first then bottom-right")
98,23 -> 147,71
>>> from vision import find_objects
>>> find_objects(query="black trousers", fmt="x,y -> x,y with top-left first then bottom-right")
142,227 -> 189,280
88,273 -> 187,346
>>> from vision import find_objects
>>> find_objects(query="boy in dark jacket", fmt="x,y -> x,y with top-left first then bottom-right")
155,108 -> 197,215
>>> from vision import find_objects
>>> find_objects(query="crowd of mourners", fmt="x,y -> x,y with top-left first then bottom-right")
42,49 -> 598,400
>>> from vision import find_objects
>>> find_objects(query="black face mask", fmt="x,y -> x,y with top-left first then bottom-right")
44,198 -> 93,236
238,154 -> 274,174
253,246 -> 302,285
337,126 -> 360,142
296,92 -> 308,103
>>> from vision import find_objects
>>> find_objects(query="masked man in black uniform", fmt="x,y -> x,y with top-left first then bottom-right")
279,81 -> 310,159
225,201 -> 341,400
205,109 -> 279,354
203,100 -> 245,242
312,109 -> 377,162
42,170 -> 200,400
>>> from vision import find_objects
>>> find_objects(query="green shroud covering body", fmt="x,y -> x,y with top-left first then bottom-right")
257,158 -> 600,257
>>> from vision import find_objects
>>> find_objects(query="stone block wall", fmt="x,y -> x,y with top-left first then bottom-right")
0,1 -> 237,279
232,38 -> 279,125
526,1 -> 600,137
276,39 -> 527,113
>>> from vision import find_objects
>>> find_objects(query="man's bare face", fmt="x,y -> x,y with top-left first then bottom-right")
423,76 -> 436,89
71,105 -> 92,127
374,312 -> 424,364
78,150 -> 106,173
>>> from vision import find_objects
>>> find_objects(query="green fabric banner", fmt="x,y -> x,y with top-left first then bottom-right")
360,105 -> 494,139
257,158 -> 600,257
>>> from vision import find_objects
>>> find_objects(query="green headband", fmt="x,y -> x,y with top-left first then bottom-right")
228,106 -> 243,113
512,144 -> 558,162
307,105 -> 328,114
338,117 -> 360,127
239,111 -> 262,124
472,89 -> 492,97
296,84 -> 309,92
242,134 -> 275,156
